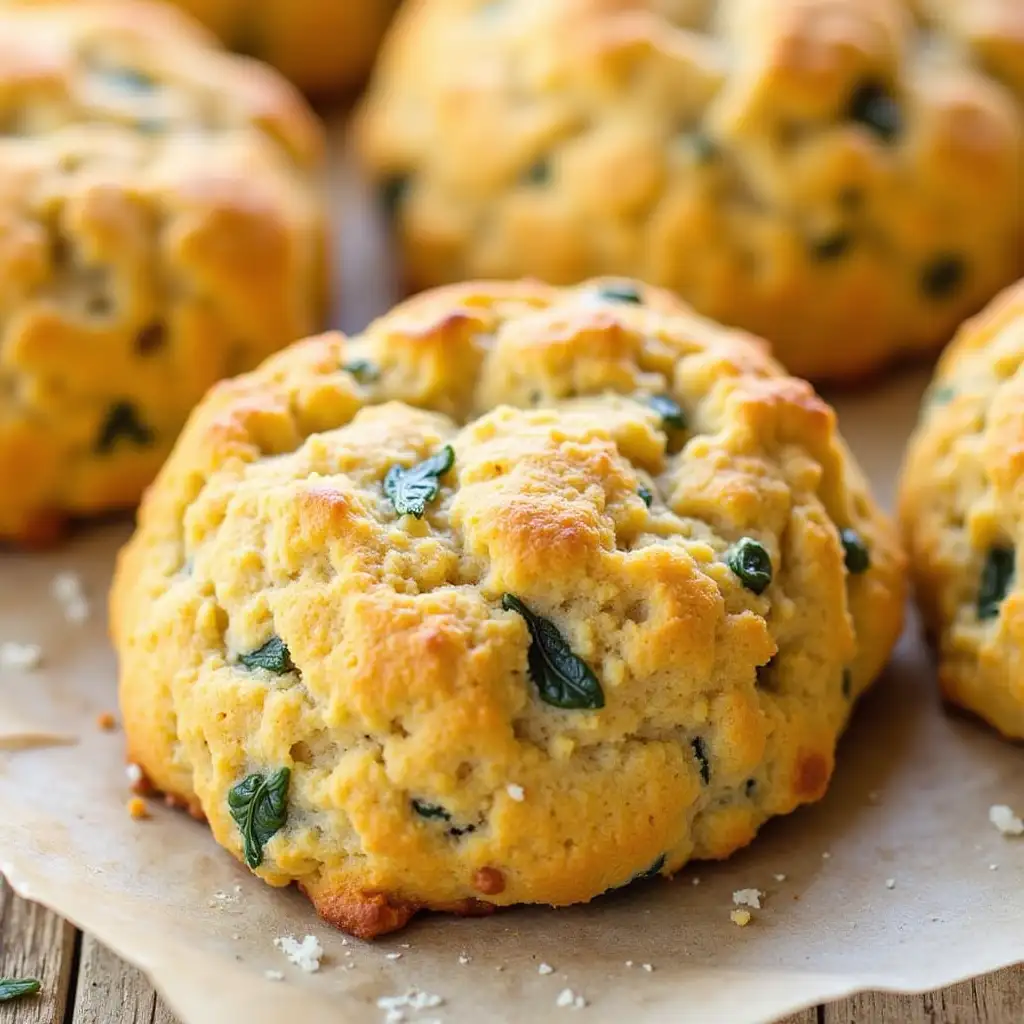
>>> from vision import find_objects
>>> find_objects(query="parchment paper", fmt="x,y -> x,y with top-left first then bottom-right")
2,126 -> 1024,1024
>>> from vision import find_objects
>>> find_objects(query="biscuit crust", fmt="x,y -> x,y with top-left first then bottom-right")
0,0 -> 326,543
113,279 -> 905,936
900,279 -> 1024,738
163,0 -> 398,95
358,0 -> 1024,381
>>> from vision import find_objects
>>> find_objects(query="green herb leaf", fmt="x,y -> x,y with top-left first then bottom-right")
634,853 -> 666,880
101,67 -> 156,92
925,384 -> 955,408
411,799 -> 476,837
239,636 -> 295,675
597,281 -> 643,305
380,175 -> 409,216
726,538 -> 773,594
638,486 -> 654,508
343,358 -> 379,383
647,394 -> 687,430
228,767 -> 291,870
385,445 -> 455,519
502,594 -> 605,710
0,978 -> 40,1003
978,546 -> 1015,621
840,528 -> 870,574
691,737 -> 711,784
524,158 -> 550,186
96,401 -> 154,454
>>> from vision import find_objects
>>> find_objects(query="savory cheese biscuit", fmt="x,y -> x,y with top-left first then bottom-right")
113,278 -> 905,937
0,0 -> 326,545
358,0 -> 1024,381
901,279 -> 1024,738
163,0 -> 398,94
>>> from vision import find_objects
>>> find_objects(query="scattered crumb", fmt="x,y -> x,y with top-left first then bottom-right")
538,963 -> 554,975
96,711 -> 117,731
732,888 -> 762,910
885,878 -> 896,890
264,970 -> 285,982
0,641 -> 42,671
458,953 -> 471,965
377,991 -> 444,1018
990,863 -> 999,871
821,852 -> 831,860
642,963 -> 653,973
273,935 -> 323,973
730,909 -> 752,927
624,961 -> 633,968
127,797 -> 150,820
125,763 -> 144,789
52,571 -> 89,624
386,952 -> 403,961
989,805 -> 1024,837
495,965 -> 505,972
506,783 -> 526,802
232,934 -> 241,941
691,877 -> 701,886
773,873 -> 787,883
556,988 -> 586,1009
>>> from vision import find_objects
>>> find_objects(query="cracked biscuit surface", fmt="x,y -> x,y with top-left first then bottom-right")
163,0 -> 399,94
0,0 -> 326,545
901,280 -> 1024,739
112,278 -> 905,937
359,0 -> 1024,381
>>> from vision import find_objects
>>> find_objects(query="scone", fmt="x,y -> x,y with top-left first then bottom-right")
901,280 -> 1024,739
358,0 -> 1024,382
112,278 -> 905,938
0,0 -> 325,546
163,0 -> 398,95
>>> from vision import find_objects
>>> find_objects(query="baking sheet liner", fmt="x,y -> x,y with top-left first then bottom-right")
1,126 -> 1023,1024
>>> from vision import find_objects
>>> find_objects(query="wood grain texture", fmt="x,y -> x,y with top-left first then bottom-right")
72,936 -> 178,1024
0,881 -> 76,1024
823,967 -> 1024,1023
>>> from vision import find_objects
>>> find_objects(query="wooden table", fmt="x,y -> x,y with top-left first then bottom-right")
0,879 -> 1018,1023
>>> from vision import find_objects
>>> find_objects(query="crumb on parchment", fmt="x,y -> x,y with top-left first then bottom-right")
989,805 -> 1024,836
127,797 -> 150,820
96,711 -> 117,731
732,888 -> 762,910
0,642 -> 42,671
730,909 -> 752,927
273,935 -> 323,973
52,571 -> 89,624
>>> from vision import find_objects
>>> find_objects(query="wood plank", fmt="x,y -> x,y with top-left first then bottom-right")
72,935 -> 179,1024
0,880 -> 76,1024
776,1011 -> 820,1023
823,965 -> 1024,1023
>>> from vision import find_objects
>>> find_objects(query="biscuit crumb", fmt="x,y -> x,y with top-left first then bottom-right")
538,963 -> 554,975
641,963 -> 653,973
0,642 -> 42,671
506,783 -> 525,802
96,712 -> 117,731
273,935 -> 323,973
386,952 -> 403,961
264,970 -> 284,982
821,851 -> 831,860
556,988 -> 586,1009
989,804 -> 1024,836
458,953 -> 471,965
732,888 -> 762,909
377,991 -> 445,1020
691,877 -> 700,886
730,909 -> 752,927
885,878 -> 896,890
624,961 -> 633,968
52,571 -> 89,624
127,797 -> 150,820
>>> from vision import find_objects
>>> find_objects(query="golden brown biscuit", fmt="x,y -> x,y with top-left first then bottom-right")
358,0 -> 1024,382
112,278 -> 905,938
0,0 -> 326,545
900,279 -> 1024,738
163,0 -> 398,95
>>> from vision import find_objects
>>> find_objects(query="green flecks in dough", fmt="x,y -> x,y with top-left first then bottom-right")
638,486 -> 654,508
691,737 -> 711,784
95,402 -> 154,454
343,358 -> 380,383
596,281 -> 643,305
726,538 -> 773,595
840,528 -> 871,575
978,547 -> 1015,621
239,636 -> 295,675
523,158 -> 550,186
848,80 -> 901,142
411,799 -> 476,837
381,175 -> 410,216
921,255 -> 966,300
646,394 -> 687,431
